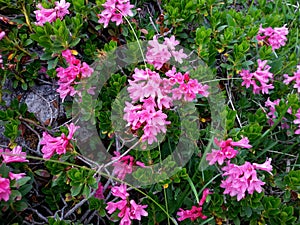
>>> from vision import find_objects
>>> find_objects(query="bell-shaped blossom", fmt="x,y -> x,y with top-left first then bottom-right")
220,160 -> 271,201
0,176 -> 11,202
106,184 -> 148,224
0,146 -> 28,164
146,36 -> 187,69
98,0 -> 134,28
8,172 -> 26,181
34,0 -> 70,26
257,24 -> 288,50
40,123 -> 79,159
94,182 -> 104,199
56,49 -> 94,101
111,152 -> 145,180
177,188 -> 211,221
240,59 -> 274,94
283,65 -> 300,93
206,137 -> 251,165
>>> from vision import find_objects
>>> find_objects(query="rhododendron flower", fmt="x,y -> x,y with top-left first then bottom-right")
56,49 -> 94,101
94,182 -> 104,199
220,160 -> 272,201
98,0 -> 134,28
124,66 -> 209,144
240,59 -> 274,94
40,123 -> 79,159
146,36 -> 187,69
177,188 -> 211,221
206,137 -> 251,165
257,24 -> 288,50
129,200 -> 148,220
55,0 -> 71,19
0,31 -> 5,40
0,146 -> 28,164
283,65 -> 300,93
8,172 -> 26,181
106,184 -> 148,224
0,176 -> 11,202
34,0 -> 70,26
253,158 -> 273,175
112,152 -> 145,180
265,98 -> 292,128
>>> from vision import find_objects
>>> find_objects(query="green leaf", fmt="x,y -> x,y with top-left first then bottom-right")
12,176 -> 31,188
0,163 -> 10,178
71,183 -> 83,197
13,200 -> 28,211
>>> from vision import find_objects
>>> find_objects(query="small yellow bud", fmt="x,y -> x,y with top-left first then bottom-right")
163,183 -> 169,189
71,50 -> 78,55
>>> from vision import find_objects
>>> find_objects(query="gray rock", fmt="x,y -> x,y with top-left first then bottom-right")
24,85 -> 64,125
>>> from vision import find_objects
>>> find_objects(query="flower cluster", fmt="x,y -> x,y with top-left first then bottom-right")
34,0 -> 70,26
0,146 -> 27,202
240,59 -> 274,94
106,184 -> 148,225
284,65 -> 300,93
98,0 -> 134,28
206,137 -> 252,165
177,188 -> 211,221
124,66 -> 209,144
206,138 -> 273,201
265,98 -> 292,128
0,172 -> 26,202
221,159 -> 273,201
257,24 -> 289,50
56,49 -> 94,101
111,151 -> 145,180
40,123 -> 79,159
0,146 -> 28,164
146,36 -> 188,70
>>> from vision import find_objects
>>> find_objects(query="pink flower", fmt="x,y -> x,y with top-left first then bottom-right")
0,146 -> 28,164
206,137 -> 250,165
0,31 -> 5,40
55,0 -> 70,19
40,123 -> 79,159
80,62 -> 94,78
177,189 -> 211,221
129,200 -> 148,220
34,0 -> 70,26
0,176 -> 11,202
56,49 -> 94,101
199,188 -> 212,206
111,184 -> 129,199
146,36 -> 187,69
240,59 -> 274,94
9,172 -> 26,180
283,65 -> 300,93
94,182 -> 104,199
220,160 -> 271,201
253,158 -> 273,174
177,206 -> 207,221
98,0 -> 134,28
231,137 -> 252,148
34,4 -> 56,26
112,152 -> 145,180
257,24 -> 288,50
106,184 -> 148,224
